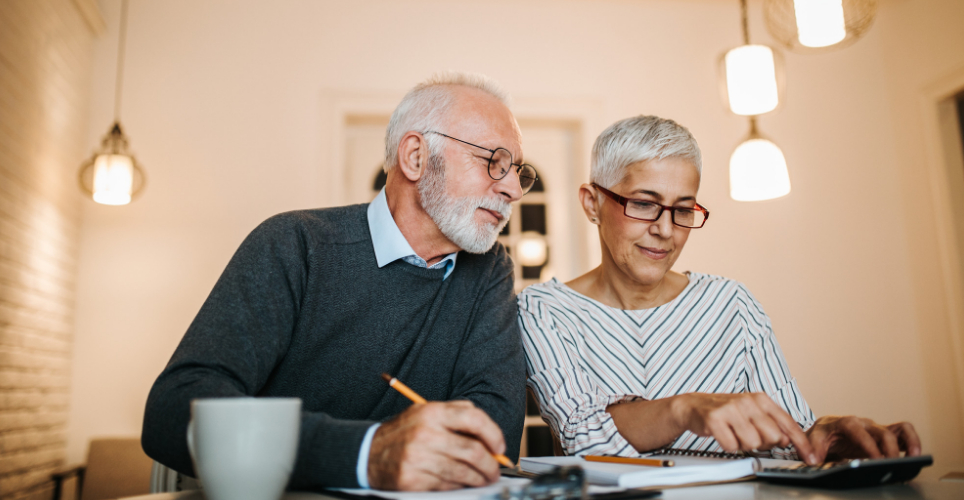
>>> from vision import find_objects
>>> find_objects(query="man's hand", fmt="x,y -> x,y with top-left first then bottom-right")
674,392 -> 819,464
805,416 -> 921,463
367,401 -> 506,491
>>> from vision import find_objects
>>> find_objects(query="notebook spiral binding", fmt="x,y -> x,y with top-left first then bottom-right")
648,447 -> 749,459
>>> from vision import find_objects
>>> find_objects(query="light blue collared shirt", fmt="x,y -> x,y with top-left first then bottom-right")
355,188 -> 458,488
367,188 -> 457,279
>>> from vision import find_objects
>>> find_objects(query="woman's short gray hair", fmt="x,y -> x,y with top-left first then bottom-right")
383,71 -> 510,172
590,115 -> 702,189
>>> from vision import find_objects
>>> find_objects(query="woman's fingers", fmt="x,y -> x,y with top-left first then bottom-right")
691,402 -> 923,466
706,418 -> 740,452
808,416 -> 924,462
691,393 -> 811,457
757,398 -> 817,464
866,424 -> 901,458
804,423 -> 831,464
745,399 -> 791,449
888,422 -> 921,456
728,413 -> 764,451
839,417 -> 884,459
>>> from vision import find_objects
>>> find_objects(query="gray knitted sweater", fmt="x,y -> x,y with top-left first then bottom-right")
141,204 -> 526,490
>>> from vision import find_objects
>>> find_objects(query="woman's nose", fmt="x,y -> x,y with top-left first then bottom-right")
650,209 -> 674,236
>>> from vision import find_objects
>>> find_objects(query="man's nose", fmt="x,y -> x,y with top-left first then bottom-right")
495,167 -> 524,202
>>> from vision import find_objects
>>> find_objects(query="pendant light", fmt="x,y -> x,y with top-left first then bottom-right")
722,0 -> 792,202
517,232 -> 548,267
729,117 -> 791,201
78,0 -> 145,205
719,0 -> 785,116
764,0 -> 878,52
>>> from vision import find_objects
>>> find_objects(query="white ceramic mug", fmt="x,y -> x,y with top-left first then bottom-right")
187,397 -> 301,500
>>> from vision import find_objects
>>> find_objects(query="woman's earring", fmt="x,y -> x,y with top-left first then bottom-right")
591,217 -> 598,223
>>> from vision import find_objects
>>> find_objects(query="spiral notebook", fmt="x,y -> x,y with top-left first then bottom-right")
520,448 -> 800,489
644,447 -> 800,468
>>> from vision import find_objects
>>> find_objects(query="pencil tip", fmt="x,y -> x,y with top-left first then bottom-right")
380,373 -> 393,382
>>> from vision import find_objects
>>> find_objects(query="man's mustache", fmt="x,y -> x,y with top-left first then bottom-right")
476,197 -> 512,222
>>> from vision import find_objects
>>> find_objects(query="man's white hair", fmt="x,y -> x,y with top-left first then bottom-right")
590,115 -> 702,189
383,71 -> 510,172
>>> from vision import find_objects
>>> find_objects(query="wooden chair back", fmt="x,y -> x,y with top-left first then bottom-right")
80,438 -> 153,500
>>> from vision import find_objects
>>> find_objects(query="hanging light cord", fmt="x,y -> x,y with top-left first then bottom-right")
740,0 -> 750,45
113,0 -> 129,122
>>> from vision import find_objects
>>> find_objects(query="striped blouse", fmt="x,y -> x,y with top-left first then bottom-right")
518,272 -> 815,458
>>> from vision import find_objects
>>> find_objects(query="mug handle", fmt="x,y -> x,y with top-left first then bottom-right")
186,419 -> 196,460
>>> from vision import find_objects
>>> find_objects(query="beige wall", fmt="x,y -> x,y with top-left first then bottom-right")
67,0 -> 964,477
0,1 -> 98,499
873,0 -> 964,477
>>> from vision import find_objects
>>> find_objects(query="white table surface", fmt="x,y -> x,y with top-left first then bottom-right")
119,479 -> 964,500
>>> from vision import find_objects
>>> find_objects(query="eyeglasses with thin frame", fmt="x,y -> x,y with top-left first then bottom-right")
592,183 -> 710,229
424,131 -> 539,194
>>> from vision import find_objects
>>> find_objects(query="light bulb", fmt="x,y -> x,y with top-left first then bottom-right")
517,232 -> 548,267
724,45 -> 780,116
729,138 -> 791,201
92,154 -> 134,205
794,0 -> 847,48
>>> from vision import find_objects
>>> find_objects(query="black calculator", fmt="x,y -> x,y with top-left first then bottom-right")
756,454 -> 933,489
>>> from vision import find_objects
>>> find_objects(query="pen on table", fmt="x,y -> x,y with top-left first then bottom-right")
584,455 -> 675,467
381,373 -> 515,468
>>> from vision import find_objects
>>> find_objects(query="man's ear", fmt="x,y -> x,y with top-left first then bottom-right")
396,132 -> 427,183
578,184 -> 601,225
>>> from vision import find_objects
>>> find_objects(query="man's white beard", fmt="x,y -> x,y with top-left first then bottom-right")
418,151 -> 512,254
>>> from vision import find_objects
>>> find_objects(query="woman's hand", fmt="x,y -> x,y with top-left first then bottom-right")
672,393 -> 818,464
805,416 -> 921,463
608,392 -> 818,464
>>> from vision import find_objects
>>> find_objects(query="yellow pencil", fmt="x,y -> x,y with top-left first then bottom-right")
381,373 -> 515,468
585,455 -> 675,467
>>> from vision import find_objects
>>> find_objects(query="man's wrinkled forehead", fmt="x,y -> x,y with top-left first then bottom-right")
442,87 -> 523,156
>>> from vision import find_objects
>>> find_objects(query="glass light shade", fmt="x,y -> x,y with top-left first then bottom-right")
92,154 -> 134,205
723,45 -> 780,116
517,232 -> 548,267
729,138 -> 791,201
794,0 -> 846,47
79,122 -> 145,204
765,0 -> 877,53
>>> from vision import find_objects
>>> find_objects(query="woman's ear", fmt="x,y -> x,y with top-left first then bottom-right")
578,184 -> 601,225
396,132 -> 427,183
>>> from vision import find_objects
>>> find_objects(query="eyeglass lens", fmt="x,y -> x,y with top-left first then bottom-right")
489,148 -> 538,193
625,200 -> 706,228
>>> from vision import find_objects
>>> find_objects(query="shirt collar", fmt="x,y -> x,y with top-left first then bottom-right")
367,188 -> 457,279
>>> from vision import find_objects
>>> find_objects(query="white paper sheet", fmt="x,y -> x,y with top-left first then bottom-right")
332,477 -> 531,500
520,455 -> 757,488
330,477 -> 627,500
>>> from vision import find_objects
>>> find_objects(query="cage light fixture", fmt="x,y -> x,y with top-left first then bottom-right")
78,0 -> 145,205
794,0 -> 847,47
765,0 -> 878,53
720,0 -> 784,116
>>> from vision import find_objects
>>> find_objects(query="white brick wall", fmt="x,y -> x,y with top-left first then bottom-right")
0,1 -> 96,499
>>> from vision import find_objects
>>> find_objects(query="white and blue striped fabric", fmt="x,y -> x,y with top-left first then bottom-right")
518,272 -> 815,459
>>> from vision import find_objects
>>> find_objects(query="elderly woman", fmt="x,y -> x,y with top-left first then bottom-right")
518,115 -> 920,465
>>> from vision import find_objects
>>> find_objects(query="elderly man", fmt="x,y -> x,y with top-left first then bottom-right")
142,72 -> 537,491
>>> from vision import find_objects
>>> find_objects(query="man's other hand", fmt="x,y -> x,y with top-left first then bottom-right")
806,416 -> 921,463
367,400 -> 506,491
